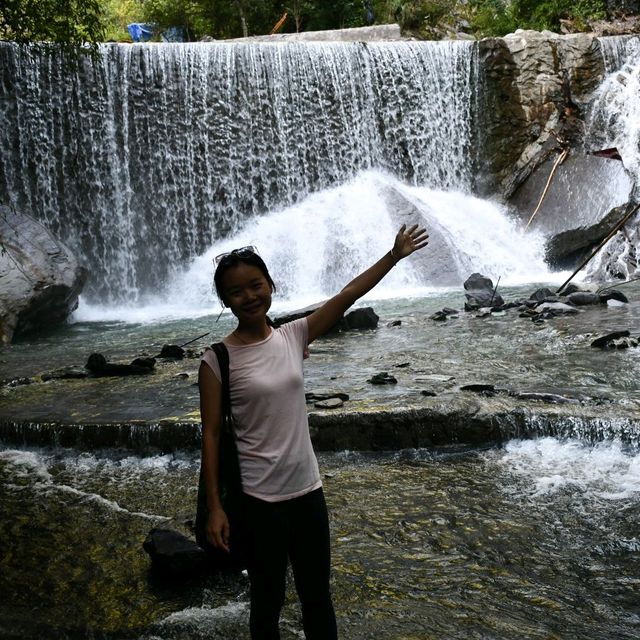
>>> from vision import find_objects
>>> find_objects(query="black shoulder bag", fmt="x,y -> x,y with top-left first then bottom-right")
195,342 -> 244,568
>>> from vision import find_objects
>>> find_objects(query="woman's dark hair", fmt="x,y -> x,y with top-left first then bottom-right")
214,249 -> 277,308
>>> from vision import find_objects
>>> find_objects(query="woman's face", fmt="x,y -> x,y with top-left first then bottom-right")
221,262 -> 273,322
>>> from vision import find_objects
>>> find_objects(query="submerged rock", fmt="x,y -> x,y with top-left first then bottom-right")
590,330 -> 631,348
535,302 -> 580,314
566,291 -> 600,305
158,345 -> 185,359
460,383 -> 497,396
143,527 -> 207,576
41,367 -> 88,381
314,397 -> 344,409
306,391 -> 350,403
86,353 -> 155,376
368,372 -> 398,385
599,289 -> 629,304
511,391 -> 579,404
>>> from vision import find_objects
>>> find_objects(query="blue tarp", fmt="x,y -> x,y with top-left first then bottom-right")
127,23 -> 154,42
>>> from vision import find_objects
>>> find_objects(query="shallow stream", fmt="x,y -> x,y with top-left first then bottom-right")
1,439 -> 639,639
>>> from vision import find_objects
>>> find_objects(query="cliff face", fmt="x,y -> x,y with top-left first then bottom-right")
476,30 -> 638,280
477,31 -> 605,198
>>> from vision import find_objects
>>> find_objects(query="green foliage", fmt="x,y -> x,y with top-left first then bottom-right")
101,0 -> 143,41
0,0 -> 105,48
0,0 -> 620,46
467,0 -> 608,36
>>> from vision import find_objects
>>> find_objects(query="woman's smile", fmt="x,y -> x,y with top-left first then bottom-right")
221,263 -> 273,321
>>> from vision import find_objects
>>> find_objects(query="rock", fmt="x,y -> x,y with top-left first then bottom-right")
599,289 -> 629,304
512,391 -> 578,404
529,288 -> 555,302
387,320 -> 402,327
367,372 -> 397,385
41,367 -> 88,381
562,284 -> 583,295
591,330 -> 631,348
85,352 -> 155,376
0,205 -> 87,344
431,308 -> 459,321
610,337 -> 639,349
460,383 -> 497,396
606,299 -> 627,307
143,527 -> 207,575
511,156 -> 633,270
420,389 -> 437,397
306,391 -> 350,403
415,374 -> 455,383
274,302 -> 323,326
545,203 -> 635,270
131,357 -> 156,369
535,302 -> 579,314
174,372 -> 189,380
463,273 -> 504,310
477,31 -> 604,198
314,398 -> 344,409
395,362 -> 411,368
275,304 -> 378,333
7,377 -> 33,387
566,291 -> 600,305
344,307 -> 379,330
159,344 -> 185,359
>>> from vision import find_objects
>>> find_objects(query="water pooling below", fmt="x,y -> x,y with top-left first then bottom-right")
1,284 -> 640,431
2,284 -> 640,638
1,440 -> 639,639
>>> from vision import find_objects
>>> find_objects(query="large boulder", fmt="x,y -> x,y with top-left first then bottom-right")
477,31 -> 604,197
509,154 -> 634,268
0,205 -> 86,343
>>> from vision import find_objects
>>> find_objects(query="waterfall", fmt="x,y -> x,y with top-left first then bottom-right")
584,36 -> 640,282
588,36 -> 640,181
0,41 -> 479,302
74,170 -> 549,321
598,34 -> 639,73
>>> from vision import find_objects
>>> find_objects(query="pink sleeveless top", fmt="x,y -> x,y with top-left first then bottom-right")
201,317 -> 321,502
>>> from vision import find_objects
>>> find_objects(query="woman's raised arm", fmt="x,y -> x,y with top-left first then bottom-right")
306,224 -> 428,344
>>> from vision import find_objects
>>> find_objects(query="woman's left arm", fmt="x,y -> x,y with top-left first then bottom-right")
307,224 -> 429,343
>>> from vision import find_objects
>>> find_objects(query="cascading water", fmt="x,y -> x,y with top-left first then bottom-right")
72,170 -> 551,321
584,35 -> 640,282
0,41 -> 479,302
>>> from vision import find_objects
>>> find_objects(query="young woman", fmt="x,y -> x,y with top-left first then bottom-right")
199,223 -> 429,639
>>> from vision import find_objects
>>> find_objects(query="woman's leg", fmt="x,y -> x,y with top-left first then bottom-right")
288,488 -> 338,640
241,494 -> 289,640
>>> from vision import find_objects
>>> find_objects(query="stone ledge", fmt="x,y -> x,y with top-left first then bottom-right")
2,394 -> 638,453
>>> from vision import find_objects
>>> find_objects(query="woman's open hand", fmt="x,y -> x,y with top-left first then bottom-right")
392,224 -> 429,261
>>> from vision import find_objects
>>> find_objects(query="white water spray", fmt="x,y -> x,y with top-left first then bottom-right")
74,171 -> 556,323
494,438 -> 640,502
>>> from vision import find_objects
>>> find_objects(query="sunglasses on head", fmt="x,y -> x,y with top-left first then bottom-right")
213,245 -> 259,266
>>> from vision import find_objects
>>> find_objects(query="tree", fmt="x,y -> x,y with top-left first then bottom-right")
0,0 -> 104,47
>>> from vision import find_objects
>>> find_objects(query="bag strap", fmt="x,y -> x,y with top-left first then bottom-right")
211,342 -> 233,432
